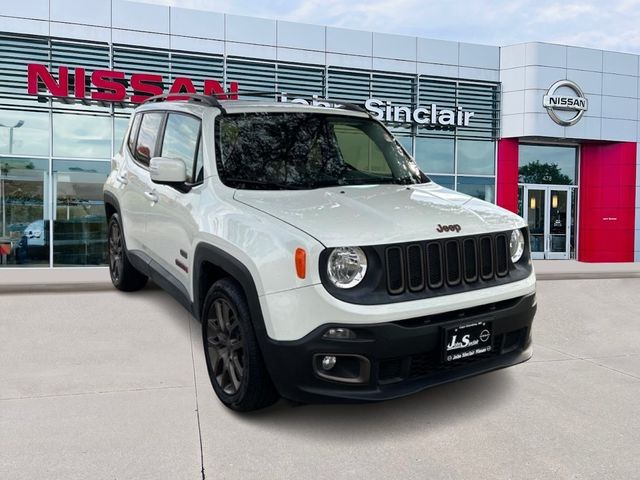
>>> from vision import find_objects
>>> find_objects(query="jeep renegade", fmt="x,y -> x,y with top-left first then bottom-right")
104,94 -> 536,411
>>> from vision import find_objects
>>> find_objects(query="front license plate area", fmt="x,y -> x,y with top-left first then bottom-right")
443,320 -> 493,362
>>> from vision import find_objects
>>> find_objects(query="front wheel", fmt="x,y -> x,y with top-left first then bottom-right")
202,278 -> 278,411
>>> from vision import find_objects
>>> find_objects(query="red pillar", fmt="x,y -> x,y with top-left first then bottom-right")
578,142 -> 636,262
496,138 -> 519,213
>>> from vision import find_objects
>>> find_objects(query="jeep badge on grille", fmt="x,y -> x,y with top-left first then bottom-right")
436,224 -> 461,233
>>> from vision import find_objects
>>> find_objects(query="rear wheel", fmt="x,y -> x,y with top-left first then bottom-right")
108,213 -> 148,292
202,278 -> 278,411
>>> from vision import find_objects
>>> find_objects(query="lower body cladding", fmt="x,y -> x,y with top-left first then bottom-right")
259,293 -> 536,403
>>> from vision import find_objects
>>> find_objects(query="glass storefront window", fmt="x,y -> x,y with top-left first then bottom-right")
428,174 -> 455,190
52,160 -> 110,267
414,137 -> 454,174
114,116 -> 130,154
457,176 -> 495,202
518,144 -> 577,185
396,136 -> 413,156
457,139 -> 495,175
0,158 -> 49,267
0,110 -> 50,156
53,113 -> 112,159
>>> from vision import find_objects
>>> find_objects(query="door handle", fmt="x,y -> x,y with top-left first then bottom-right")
116,173 -> 128,185
144,191 -> 158,203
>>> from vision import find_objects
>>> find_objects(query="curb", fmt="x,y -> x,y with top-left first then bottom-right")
2,274 -> 639,293
0,283 -> 114,294
536,272 -> 640,281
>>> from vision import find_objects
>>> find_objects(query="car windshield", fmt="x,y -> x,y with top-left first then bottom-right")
215,112 -> 427,190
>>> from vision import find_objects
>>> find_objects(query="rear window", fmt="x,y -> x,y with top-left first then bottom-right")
126,114 -> 142,155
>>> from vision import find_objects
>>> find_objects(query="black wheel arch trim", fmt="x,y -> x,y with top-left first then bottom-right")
104,190 -> 120,217
193,243 -> 269,345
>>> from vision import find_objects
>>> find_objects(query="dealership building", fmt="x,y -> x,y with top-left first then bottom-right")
1,0 -> 639,282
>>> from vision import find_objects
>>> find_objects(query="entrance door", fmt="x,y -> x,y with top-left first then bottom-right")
523,186 -> 572,260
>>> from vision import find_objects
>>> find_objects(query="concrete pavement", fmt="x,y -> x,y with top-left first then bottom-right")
2,279 -> 640,479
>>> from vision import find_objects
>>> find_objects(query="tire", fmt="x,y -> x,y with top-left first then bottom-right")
202,278 -> 279,411
108,213 -> 148,292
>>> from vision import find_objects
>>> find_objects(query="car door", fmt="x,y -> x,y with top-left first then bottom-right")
116,112 -> 149,252
123,111 -> 166,256
145,111 -> 202,294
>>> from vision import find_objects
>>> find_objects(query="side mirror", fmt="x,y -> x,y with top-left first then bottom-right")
149,157 -> 187,184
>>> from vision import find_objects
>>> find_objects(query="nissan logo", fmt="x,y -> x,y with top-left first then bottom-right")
543,80 -> 588,126
479,329 -> 490,342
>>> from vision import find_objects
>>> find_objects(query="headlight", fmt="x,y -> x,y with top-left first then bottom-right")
327,247 -> 367,289
510,229 -> 525,263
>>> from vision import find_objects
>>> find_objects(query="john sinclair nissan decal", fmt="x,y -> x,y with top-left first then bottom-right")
280,93 -> 476,127
543,79 -> 588,126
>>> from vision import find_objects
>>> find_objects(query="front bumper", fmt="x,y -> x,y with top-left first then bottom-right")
260,293 -> 536,403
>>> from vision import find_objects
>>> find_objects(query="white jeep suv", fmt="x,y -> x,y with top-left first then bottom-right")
104,94 -> 536,411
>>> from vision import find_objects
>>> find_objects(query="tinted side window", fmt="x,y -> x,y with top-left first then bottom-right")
161,113 -> 201,181
135,112 -> 164,166
127,114 -> 142,155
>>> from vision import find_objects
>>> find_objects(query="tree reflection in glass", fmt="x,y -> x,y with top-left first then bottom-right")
216,113 -> 426,190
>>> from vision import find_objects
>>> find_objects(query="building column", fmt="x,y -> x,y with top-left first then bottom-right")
496,138 -> 519,214
636,143 -> 640,262
579,142 -> 637,262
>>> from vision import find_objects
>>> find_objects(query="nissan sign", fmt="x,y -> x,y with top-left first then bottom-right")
27,63 -> 238,103
543,80 -> 588,126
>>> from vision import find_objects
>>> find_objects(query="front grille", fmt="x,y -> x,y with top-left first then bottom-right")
319,229 -> 531,305
384,232 -> 511,296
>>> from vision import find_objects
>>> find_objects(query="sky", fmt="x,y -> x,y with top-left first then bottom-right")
138,0 -> 640,54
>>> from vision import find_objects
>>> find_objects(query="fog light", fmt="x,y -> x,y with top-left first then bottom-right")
323,327 -> 356,340
313,354 -> 371,384
321,355 -> 337,371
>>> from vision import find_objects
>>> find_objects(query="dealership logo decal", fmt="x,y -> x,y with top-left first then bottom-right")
543,80 -> 588,126
479,329 -> 490,342
27,64 -> 238,103
280,94 -> 476,127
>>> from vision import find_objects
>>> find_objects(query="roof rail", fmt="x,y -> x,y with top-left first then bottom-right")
140,91 -> 370,116
142,93 -> 227,113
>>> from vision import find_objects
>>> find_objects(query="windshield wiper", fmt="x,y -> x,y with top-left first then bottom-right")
224,177 -> 308,190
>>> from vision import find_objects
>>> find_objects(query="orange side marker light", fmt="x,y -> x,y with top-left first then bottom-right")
295,248 -> 307,279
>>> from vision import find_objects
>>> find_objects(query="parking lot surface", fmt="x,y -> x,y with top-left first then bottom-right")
1,278 -> 640,479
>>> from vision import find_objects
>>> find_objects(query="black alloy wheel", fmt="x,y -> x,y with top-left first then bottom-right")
108,218 -> 123,284
205,298 -> 246,395
107,213 -> 148,292
202,278 -> 278,411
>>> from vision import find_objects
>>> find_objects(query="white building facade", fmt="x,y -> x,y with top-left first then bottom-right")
0,0 -> 638,281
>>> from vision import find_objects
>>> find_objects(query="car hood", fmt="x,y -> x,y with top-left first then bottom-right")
233,183 -> 525,247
